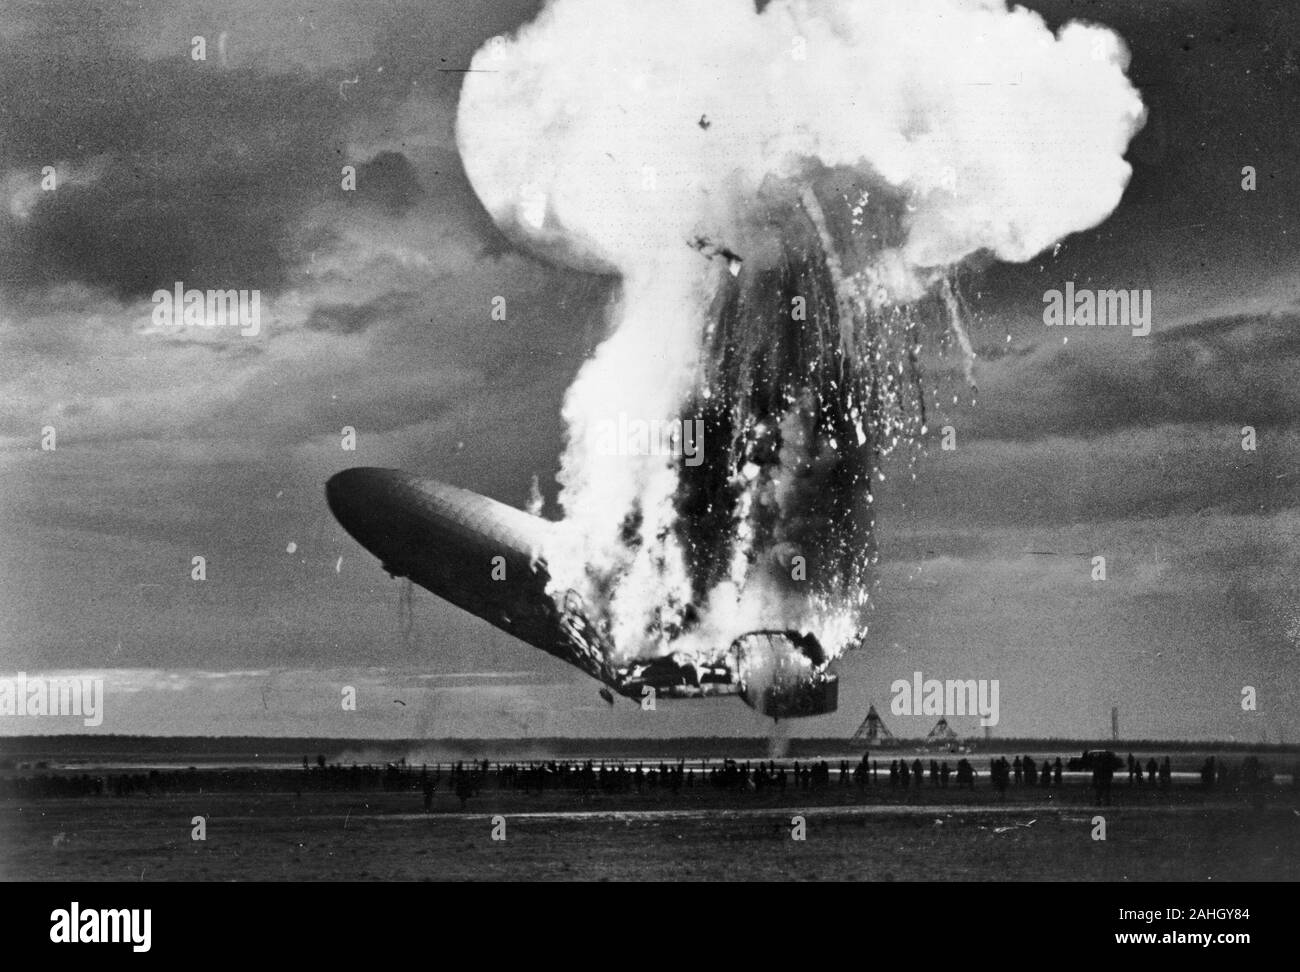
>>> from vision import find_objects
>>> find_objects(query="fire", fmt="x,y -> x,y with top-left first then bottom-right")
456,0 -> 1145,668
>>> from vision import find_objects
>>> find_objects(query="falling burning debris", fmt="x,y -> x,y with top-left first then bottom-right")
689,235 -> 744,277
525,473 -> 545,517
456,0 -> 1144,677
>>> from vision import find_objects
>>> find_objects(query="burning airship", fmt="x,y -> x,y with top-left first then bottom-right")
326,467 -> 838,718
325,1 -> 1145,726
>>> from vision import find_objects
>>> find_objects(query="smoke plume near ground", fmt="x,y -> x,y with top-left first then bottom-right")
456,0 -> 1145,667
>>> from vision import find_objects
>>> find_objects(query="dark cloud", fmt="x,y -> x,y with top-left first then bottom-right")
961,311 -> 1300,442
0,0 -> 545,307
351,151 -> 423,215
0,44 -> 344,299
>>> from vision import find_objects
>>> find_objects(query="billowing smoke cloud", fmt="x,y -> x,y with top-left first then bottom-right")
456,0 -> 1144,666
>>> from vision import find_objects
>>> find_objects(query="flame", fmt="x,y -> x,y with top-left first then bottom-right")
457,0 -> 1144,667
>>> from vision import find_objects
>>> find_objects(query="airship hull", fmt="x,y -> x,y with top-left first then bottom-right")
326,467 -> 837,718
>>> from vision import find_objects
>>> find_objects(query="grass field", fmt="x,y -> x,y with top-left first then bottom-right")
3,782 -> 1296,881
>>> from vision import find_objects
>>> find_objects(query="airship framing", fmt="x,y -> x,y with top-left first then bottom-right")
326,467 -> 838,719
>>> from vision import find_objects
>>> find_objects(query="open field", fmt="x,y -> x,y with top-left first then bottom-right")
3,779 -> 1297,881
4,738 -> 1296,880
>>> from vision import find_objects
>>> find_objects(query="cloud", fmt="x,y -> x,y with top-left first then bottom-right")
0,47 -> 345,300
351,151 -> 424,215
304,292 -> 418,334
951,310 -> 1300,442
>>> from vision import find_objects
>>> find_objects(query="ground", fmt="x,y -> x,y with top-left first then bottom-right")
3,783 -> 1296,881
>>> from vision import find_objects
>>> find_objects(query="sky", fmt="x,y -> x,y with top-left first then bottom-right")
1,0 -> 1297,741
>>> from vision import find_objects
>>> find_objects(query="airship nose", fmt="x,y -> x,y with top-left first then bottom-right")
325,467 -> 366,522
326,467 -> 405,532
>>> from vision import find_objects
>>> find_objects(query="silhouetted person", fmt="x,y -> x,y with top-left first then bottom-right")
1013,756 -> 1023,785
993,758 -> 1008,796
912,759 -> 924,786
889,760 -> 899,787
1093,755 -> 1114,806
940,761 -> 951,788
1160,756 -> 1171,789
956,759 -> 975,790
930,760 -> 939,786
1023,756 -> 1037,786
455,774 -> 476,810
1147,758 -> 1158,785
1054,758 -> 1063,785
900,760 -> 910,788
1127,752 -> 1137,785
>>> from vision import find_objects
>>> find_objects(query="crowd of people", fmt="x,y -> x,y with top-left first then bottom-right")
0,751 -> 1291,805
334,751 -> 1294,811
884,757 -> 978,789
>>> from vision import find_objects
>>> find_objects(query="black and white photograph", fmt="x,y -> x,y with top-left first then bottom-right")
0,0 -> 1295,926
